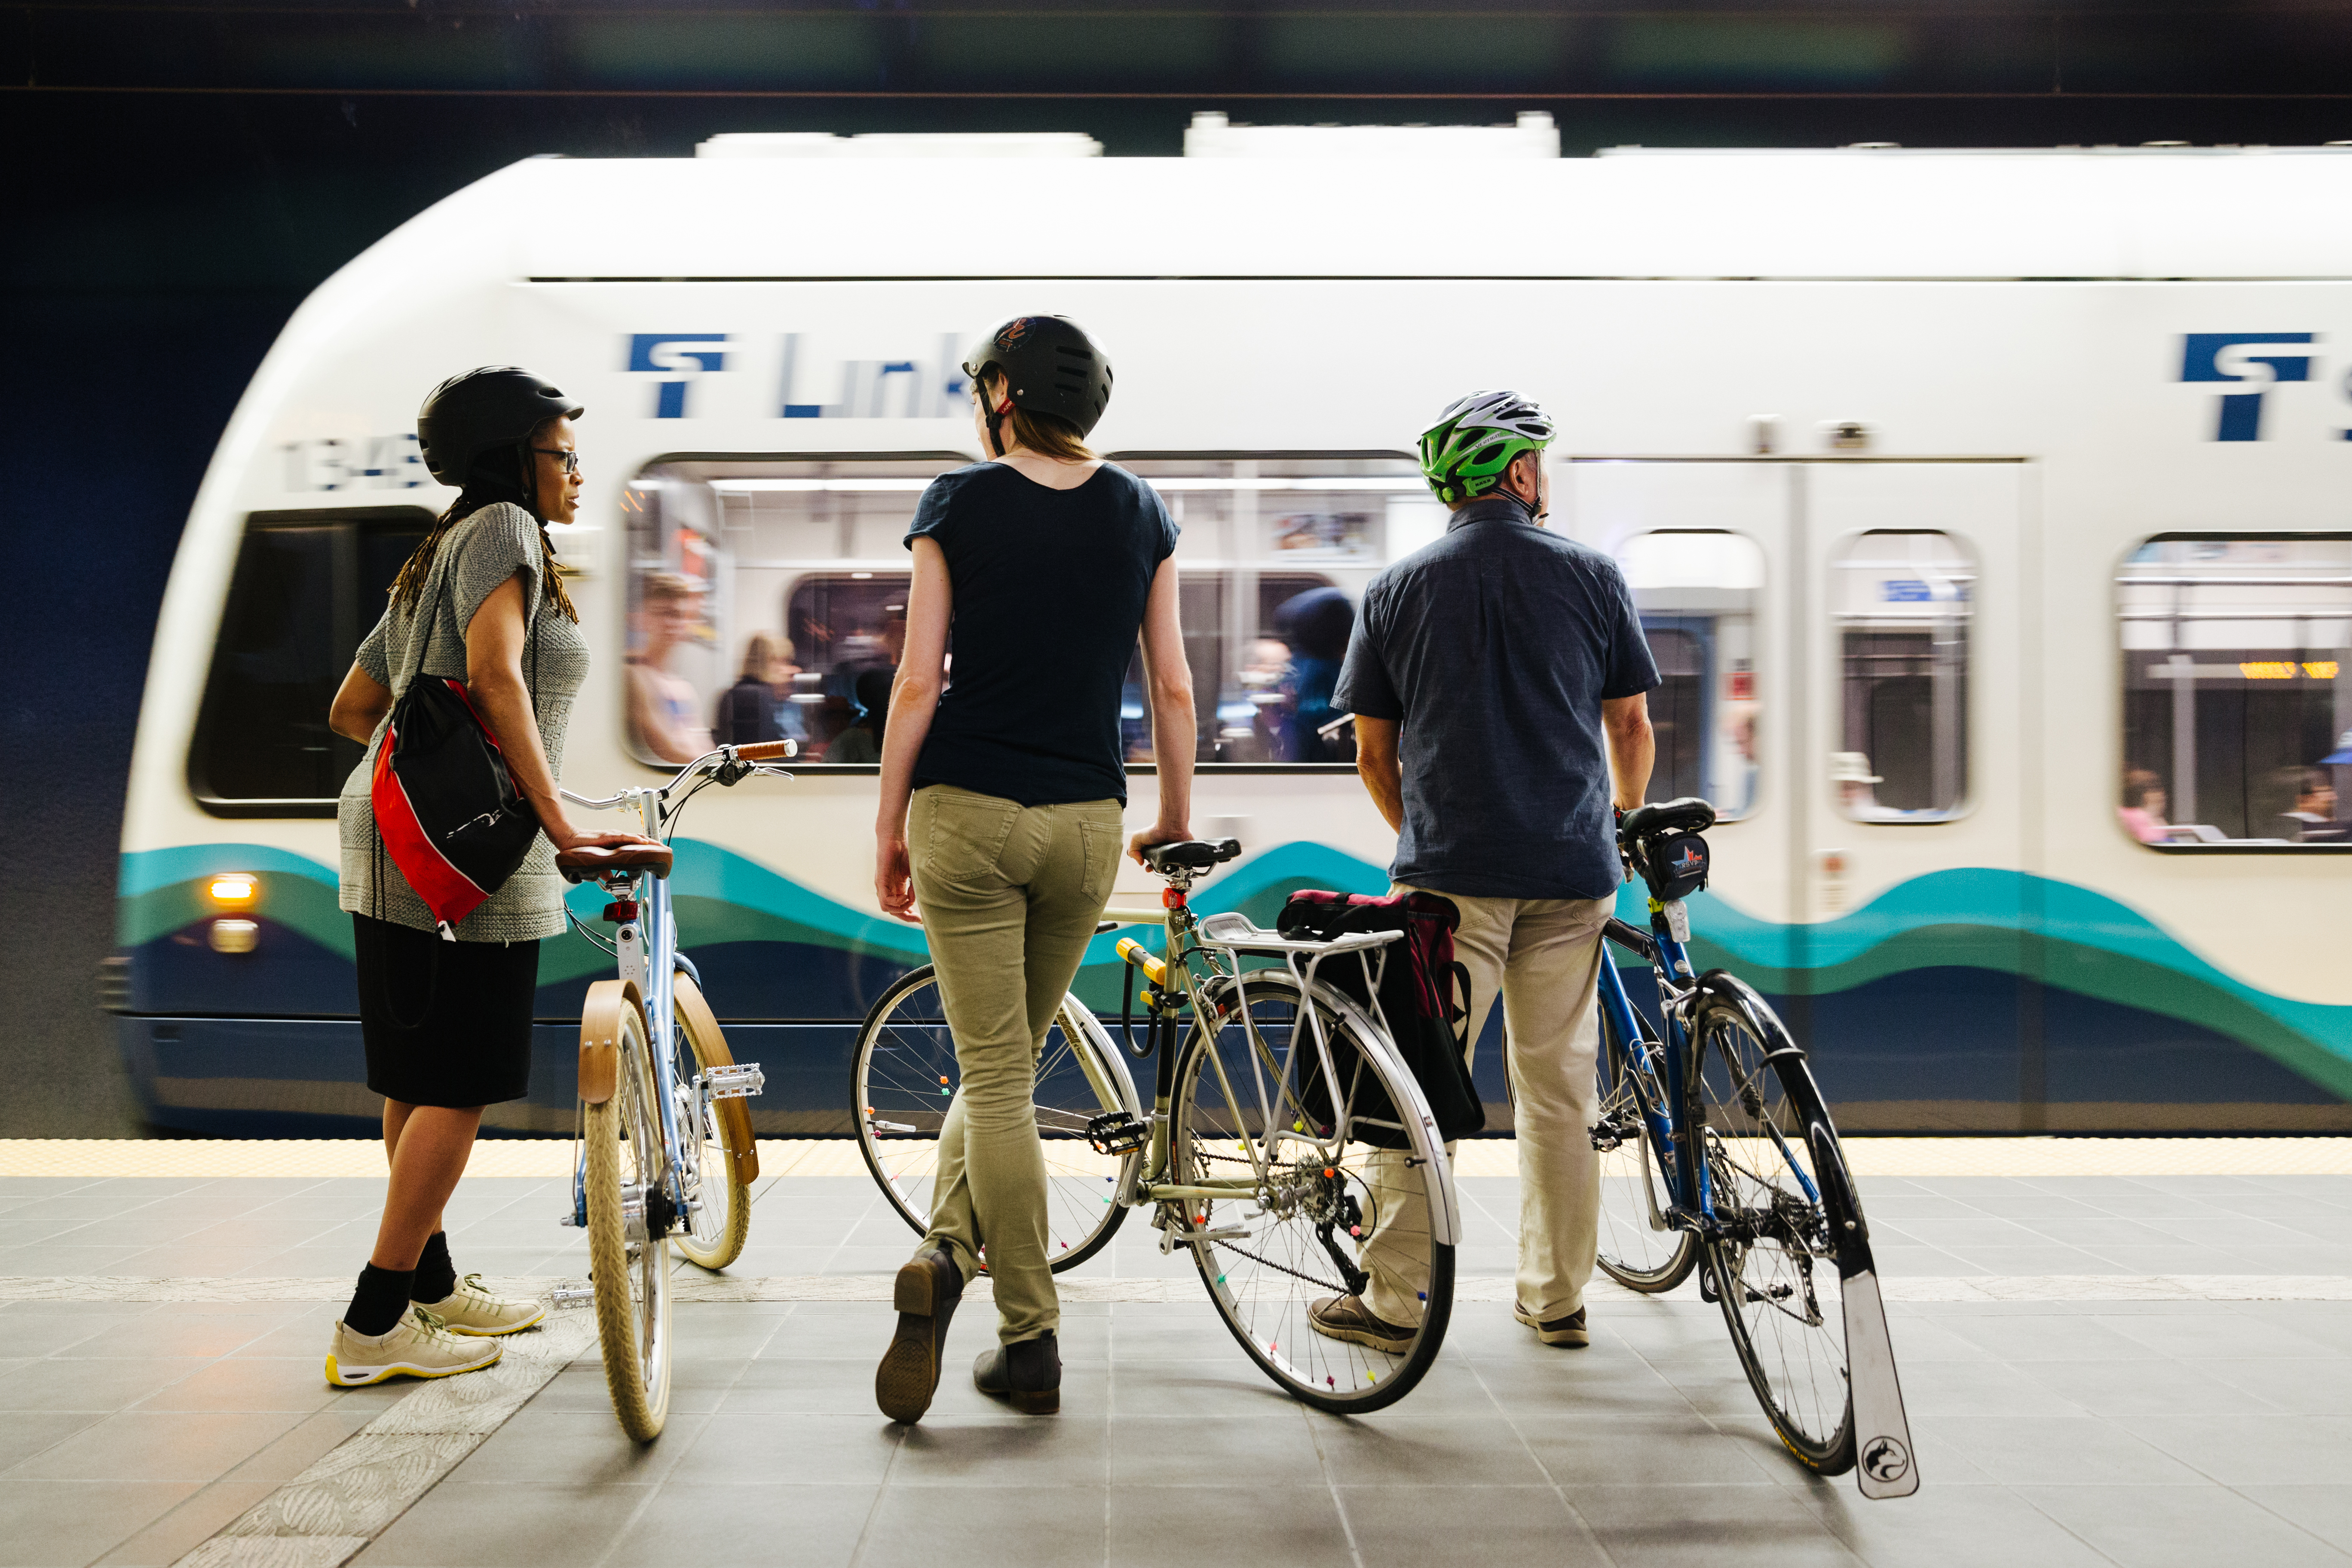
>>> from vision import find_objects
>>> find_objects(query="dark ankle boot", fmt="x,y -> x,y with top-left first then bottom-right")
973,1330 -> 1061,1415
876,1245 -> 964,1424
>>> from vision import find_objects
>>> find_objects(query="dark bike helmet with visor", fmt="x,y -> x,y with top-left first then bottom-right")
416,366 -> 584,519
1418,389 -> 1556,505
960,316 -> 1114,456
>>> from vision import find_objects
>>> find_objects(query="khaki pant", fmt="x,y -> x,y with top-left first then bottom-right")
1361,885 -> 1613,1328
908,784 -> 1124,1345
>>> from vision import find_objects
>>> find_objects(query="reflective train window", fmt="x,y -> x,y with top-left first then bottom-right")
1616,530 -> 1763,818
1830,530 -> 1974,821
2118,535 -> 2352,848
622,454 -> 1427,767
1116,456 -> 1430,763
190,506 -> 433,812
623,460 -> 960,766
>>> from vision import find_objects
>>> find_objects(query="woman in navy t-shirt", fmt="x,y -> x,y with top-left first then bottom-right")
870,316 -> 1197,1424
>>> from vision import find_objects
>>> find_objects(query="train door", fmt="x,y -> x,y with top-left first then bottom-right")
1564,461 -> 1796,931
1800,462 -> 2031,1130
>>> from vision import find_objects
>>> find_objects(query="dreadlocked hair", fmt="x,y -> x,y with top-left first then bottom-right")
387,421 -> 580,624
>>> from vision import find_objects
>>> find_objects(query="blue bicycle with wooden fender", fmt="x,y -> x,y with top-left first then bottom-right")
1589,798 -> 1917,1498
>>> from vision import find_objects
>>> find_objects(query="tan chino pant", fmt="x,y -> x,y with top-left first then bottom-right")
1361,885 -> 1614,1328
908,784 -> 1124,1345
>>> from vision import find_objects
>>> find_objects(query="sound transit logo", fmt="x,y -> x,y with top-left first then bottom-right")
2180,333 -> 2316,441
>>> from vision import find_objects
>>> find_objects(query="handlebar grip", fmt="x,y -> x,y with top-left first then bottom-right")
732,741 -> 797,761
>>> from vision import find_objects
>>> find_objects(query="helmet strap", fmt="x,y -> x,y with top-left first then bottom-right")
986,392 -> 1014,459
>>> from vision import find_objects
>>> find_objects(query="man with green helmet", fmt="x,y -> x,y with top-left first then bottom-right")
1323,390 -> 1658,1355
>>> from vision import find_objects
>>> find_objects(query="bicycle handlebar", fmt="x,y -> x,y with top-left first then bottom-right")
558,740 -> 798,812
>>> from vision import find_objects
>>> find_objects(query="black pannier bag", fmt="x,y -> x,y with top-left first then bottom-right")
1273,890 -> 1485,1149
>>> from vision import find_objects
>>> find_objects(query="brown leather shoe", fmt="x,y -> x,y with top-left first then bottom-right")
1307,1294 -> 1416,1354
1513,1302 -> 1589,1347
876,1246 -> 963,1423
973,1330 -> 1060,1415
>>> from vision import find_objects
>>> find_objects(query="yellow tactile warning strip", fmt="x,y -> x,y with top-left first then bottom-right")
9,1136 -> 2352,1180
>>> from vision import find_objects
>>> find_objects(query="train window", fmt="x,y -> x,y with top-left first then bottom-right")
2118,535 -> 2352,849
1617,530 -> 1763,818
623,454 -> 1427,768
1116,455 -> 1428,763
623,458 -> 961,766
189,506 -> 433,814
1830,530 -> 1973,821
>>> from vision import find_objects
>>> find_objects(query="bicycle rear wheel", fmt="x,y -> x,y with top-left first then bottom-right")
1593,999 -> 1700,1293
1169,971 -> 1456,1414
851,965 -> 1139,1272
582,983 -> 674,1442
671,972 -> 753,1272
1690,978 -> 1864,1475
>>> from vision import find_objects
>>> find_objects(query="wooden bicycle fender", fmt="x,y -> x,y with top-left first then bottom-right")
578,979 -> 646,1106
674,972 -> 759,1183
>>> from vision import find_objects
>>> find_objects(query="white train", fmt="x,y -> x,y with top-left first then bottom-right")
113,120 -> 2352,1136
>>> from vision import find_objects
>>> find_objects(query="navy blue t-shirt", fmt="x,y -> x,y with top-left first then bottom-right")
1332,498 -> 1660,900
904,462 -> 1177,806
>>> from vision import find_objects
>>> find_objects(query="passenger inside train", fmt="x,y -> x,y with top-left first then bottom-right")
626,570 -> 714,764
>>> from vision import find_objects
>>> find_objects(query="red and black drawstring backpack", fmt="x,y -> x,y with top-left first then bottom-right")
370,574 -> 542,940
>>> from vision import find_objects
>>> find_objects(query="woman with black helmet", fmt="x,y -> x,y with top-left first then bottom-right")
321,367 -> 648,1387
870,315 -> 1197,1422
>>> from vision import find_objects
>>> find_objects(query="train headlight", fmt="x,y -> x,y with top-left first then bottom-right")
209,919 -> 260,955
208,873 -> 258,907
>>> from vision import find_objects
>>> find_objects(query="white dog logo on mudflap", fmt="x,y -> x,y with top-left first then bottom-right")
1861,1435 -> 1911,1485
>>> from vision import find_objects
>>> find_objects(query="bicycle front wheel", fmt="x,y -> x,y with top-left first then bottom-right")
582,982 -> 674,1442
851,965 -> 1140,1272
1691,979 -> 1864,1475
1170,971 -> 1456,1414
1594,1000 -> 1700,1292
671,972 -> 754,1272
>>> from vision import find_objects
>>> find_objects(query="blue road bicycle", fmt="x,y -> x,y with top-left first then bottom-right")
1589,798 -> 1917,1498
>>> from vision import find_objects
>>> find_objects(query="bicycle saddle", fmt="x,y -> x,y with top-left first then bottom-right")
1619,797 -> 1715,843
1141,838 -> 1243,872
555,843 -> 675,883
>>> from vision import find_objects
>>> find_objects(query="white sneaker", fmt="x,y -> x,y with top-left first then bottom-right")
326,1306 -> 504,1387
416,1274 -> 547,1337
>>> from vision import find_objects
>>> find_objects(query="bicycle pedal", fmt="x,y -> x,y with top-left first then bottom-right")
704,1063 -> 765,1099
550,1286 -> 594,1310
1085,1111 -> 1149,1156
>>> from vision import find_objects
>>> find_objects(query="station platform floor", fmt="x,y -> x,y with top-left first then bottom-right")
8,1137 -> 2352,1568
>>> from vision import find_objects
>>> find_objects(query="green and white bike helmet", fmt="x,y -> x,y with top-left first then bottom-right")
1417,390 -> 1557,505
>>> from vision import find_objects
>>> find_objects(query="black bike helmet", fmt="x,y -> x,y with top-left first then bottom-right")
960,316 -> 1114,440
416,366 -> 584,490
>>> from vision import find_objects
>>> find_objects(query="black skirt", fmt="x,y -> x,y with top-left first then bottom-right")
353,914 -> 539,1108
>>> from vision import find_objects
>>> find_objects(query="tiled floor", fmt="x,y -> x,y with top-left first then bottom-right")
7,1170 -> 2352,1565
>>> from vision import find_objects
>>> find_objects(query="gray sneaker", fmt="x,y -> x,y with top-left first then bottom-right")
1513,1302 -> 1589,1347
327,1306 -> 504,1387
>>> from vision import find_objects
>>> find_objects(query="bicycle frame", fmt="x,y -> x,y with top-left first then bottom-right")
1594,898 -> 1823,1237
560,747 -> 788,1235
1104,883 -> 1445,1237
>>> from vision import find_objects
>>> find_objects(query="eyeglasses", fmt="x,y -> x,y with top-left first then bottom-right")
532,447 -> 581,476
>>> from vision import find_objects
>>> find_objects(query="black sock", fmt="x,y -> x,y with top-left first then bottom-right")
346,1264 -> 414,1337
412,1231 -> 456,1304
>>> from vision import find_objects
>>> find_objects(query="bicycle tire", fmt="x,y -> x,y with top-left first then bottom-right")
1689,977 -> 1864,1475
671,972 -> 754,1272
583,986 -> 673,1442
1170,970 -> 1456,1415
1594,1000 -> 1701,1293
851,965 -> 1140,1273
